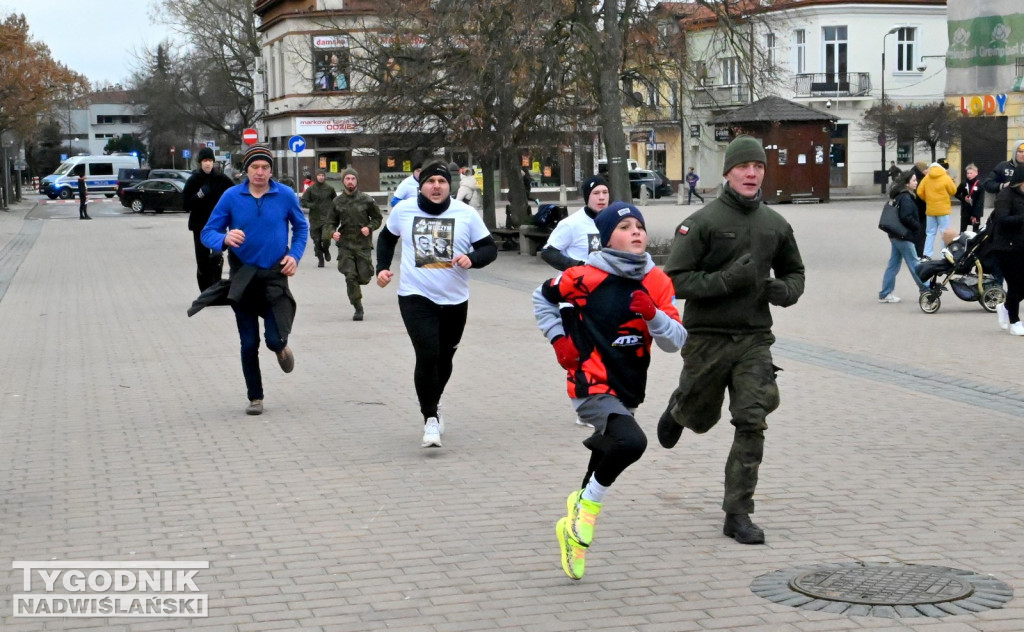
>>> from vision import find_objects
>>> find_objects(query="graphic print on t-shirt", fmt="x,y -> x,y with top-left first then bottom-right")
413,216 -> 455,268
588,233 -> 602,253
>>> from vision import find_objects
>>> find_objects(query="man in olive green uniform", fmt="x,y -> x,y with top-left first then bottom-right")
300,170 -> 336,267
657,135 -> 805,545
328,166 -> 383,320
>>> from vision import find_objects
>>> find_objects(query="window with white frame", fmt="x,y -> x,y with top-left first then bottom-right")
822,26 -> 848,79
794,29 -> 806,73
896,27 -> 918,72
766,32 -> 776,68
721,57 -> 741,85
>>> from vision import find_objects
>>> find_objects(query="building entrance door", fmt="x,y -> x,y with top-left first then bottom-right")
829,124 -> 848,188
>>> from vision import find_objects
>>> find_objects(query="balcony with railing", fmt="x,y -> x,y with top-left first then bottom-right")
794,73 -> 872,98
692,84 -> 751,108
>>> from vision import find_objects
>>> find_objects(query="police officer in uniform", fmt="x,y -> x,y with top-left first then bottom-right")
656,135 -> 805,545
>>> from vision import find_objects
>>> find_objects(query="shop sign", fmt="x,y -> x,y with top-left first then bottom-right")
959,94 -> 1008,116
295,117 -> 362,134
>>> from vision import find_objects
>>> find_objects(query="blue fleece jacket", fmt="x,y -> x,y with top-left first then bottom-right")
202,179 -> 309,269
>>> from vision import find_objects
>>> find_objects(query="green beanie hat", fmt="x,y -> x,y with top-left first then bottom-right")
341,166 -> 358,179
722,135 -> 767,175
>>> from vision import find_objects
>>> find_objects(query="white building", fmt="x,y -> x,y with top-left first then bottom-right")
660,0 -> 948,195
63,89 -> 145,158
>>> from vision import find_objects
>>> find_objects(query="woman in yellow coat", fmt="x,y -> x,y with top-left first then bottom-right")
916,162 -> 957,258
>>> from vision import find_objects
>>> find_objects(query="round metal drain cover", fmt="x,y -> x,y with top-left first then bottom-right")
751,562 -> 1013,618
790,566 -> 973,605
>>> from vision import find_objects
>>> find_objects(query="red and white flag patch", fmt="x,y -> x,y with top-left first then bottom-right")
678,224 -> 689,235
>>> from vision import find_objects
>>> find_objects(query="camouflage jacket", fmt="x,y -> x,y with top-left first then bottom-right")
327,190 -> 383,248
300,182 -> 336,227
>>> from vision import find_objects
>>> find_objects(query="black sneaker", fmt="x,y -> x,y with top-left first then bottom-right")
657,405 -> 683,449
324,250 -> 331,262
723,513 -> 765,544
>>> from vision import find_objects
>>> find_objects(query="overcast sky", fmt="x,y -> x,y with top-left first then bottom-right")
4,0 -> 177,87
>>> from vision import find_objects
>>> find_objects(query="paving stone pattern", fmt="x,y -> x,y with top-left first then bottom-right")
0,198 -> 1022,631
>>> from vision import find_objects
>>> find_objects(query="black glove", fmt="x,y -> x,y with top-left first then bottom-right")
721,253 -> 756,291
765,278 -> 789,305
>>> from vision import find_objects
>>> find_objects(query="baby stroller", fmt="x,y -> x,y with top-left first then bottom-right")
916,226 -> 1005,314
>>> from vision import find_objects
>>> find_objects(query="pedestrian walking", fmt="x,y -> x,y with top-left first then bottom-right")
539,175 -> 609,271
300,170 -> 337,268
77,167 -> 90,220
328,166 -> 383,321
916,162 -> 957,259
184,147 -> 235,291
955,163 -> 985,234
534,201 -> 686,580
187,145 -> 310,416
910,161 -> 929,259
375,160 -> 497,448
878,171 -> 927,303
656,135 -> 805,545
389,161 -> 421,207
990,168 -> 1024,336
685,167 -> 704,205
887,161 -> 902,184
983,140 -> 1024,194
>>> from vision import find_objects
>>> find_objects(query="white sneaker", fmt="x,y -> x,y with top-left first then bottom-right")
436,402 -> 445,435
421,418 -> 442,448
1009,322 -> 1024,337
997,303 -> 1009,330
878,293 -> 901,303
575,416 -> 595,429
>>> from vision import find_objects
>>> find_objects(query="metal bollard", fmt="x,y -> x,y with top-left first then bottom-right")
639,184 -> 649,205
678,184 -> 686,205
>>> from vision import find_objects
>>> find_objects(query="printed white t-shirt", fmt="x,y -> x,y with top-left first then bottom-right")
392,175 -> 419,202
386,197 -> 491,304
544,207 -> 601,262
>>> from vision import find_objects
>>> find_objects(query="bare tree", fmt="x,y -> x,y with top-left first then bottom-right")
336,0 -> 588,228
151,0 -> 260,143
862,101 -> 964,164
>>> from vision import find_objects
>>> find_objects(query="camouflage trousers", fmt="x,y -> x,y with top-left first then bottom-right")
667,331 -> 780,514
337,245 -> 373,306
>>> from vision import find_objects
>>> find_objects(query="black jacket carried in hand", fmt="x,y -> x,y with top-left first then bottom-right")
184,169 -> 235,232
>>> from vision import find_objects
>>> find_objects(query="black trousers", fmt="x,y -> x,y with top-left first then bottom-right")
995,251 -> 1024,323
192,230 -> 224,292
582,413 -> 647,489
398,294 -> 468,419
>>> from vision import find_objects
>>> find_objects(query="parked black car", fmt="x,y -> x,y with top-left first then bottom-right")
119,179 -> 185,213
116,169 -> 191,198
628,169 -> 674,199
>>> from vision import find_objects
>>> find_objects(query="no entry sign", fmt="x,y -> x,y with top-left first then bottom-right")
242,128 -> 259,145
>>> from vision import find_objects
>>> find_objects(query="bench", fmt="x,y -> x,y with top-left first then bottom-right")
518,225 -> 551,256
492,228 -> 520,251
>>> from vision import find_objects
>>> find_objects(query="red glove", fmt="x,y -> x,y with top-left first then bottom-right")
552,335 -> 580,370
629,290 -> 657,320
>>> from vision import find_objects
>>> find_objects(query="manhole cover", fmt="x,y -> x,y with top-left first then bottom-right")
790,566 -> 973,605
751,562 -> 1013,618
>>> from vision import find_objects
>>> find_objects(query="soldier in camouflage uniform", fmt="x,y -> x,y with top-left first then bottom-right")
328,166 -> 383,320
300,170 -> 336,267
657,135 -> 805,545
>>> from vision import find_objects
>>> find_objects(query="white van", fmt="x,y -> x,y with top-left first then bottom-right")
41,155 -> 141,200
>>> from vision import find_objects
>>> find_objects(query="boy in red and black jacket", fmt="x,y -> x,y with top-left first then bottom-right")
533,201 -> 686,581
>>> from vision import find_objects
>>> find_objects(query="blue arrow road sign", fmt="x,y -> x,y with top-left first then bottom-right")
289,135 -> 306,153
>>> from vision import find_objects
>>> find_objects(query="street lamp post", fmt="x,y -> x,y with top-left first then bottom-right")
880,26 -> 901,194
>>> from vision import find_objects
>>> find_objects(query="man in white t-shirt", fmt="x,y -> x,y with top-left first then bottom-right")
540,175 -> 610,271
389,161 -> 422,207
376,160 -> 498,448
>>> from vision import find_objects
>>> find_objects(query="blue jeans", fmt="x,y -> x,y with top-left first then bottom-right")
232,304 -> 286,401
880,238 -> 927,298
924,214 -> 951,258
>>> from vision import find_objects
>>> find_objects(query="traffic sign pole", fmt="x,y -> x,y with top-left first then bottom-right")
288,136 -> 306,192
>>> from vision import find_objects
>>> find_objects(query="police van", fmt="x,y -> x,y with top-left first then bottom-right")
41,155 -> 141,200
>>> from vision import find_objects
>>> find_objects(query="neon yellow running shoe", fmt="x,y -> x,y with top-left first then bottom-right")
566,489 -> 602,547
556,517 -> 585,580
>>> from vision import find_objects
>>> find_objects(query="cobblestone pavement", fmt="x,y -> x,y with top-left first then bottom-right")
0,195 -> 1021,631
